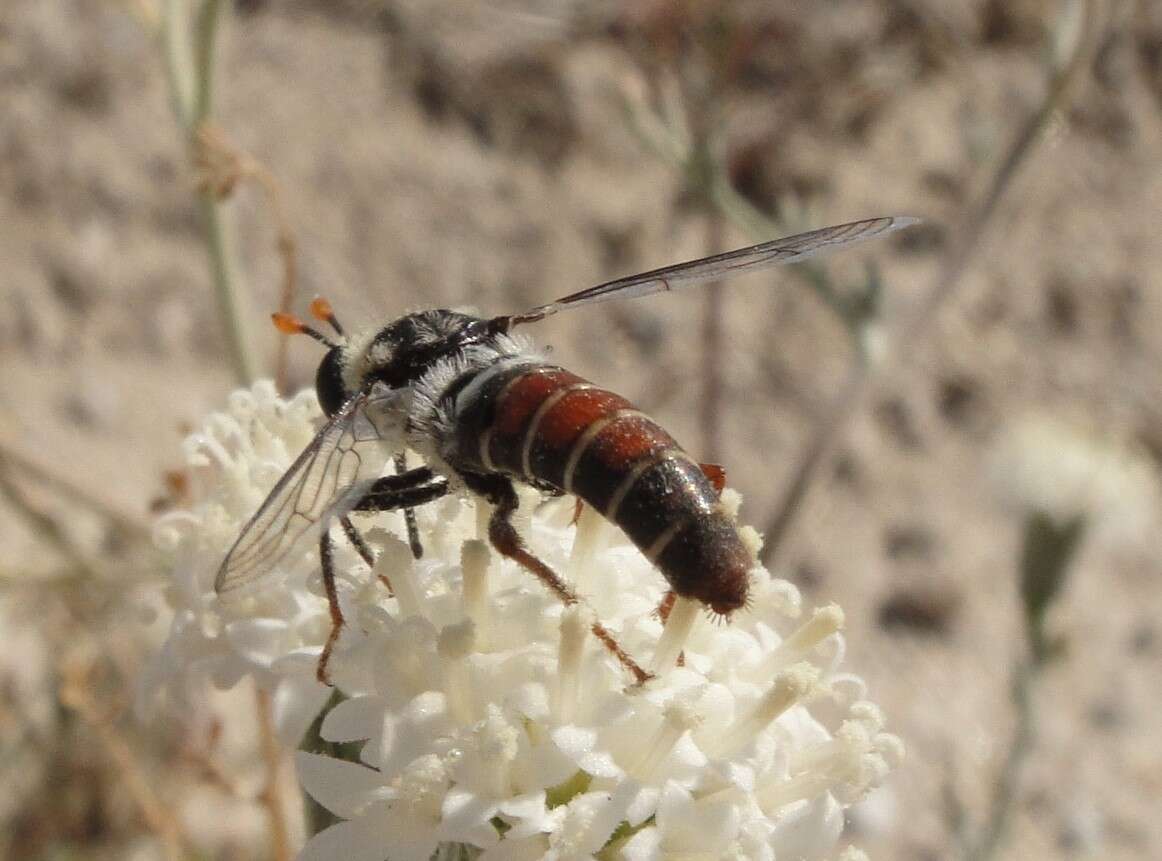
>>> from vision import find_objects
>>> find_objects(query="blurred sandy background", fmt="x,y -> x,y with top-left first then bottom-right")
1,1 -> 1160,858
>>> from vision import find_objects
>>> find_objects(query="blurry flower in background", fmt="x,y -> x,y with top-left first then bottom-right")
988,414 -> 1157,544
988,414 -> 1159,657
148,383 -> 901,859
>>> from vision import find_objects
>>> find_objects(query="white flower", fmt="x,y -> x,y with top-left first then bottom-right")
989,415 -> 1157,544
150,383 -> 901,859
142,381 -> 338,742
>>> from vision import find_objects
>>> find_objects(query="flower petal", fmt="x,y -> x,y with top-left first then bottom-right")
295,751 -> 385,818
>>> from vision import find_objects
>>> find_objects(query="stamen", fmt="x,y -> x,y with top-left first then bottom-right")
763,604 -> 844,676
650,595 -> 700,673
704,663 -> 819,759
630,699 -> 703,780
474,705 -> 519,799
309,296 -> 345,336
549,797 -> 602,855
460,540 -> 491,646
567,502 -> 604,588
393,754 -> 448,818
755,769 -> 835,814
758,719 -> 885,812
369,530 -> 424,620
475,498 -> 491,542
555,605 -> 591,723
438,620 -> 477,724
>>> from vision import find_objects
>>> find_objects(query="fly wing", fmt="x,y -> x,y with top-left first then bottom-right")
214,387 -> 391,599
507,216 -> 917,326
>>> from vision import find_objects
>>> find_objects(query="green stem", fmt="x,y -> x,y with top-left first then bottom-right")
199,193 -> 259,384
161,0 -> 258,385
192,0 -> 224,124
161,0 -> 194,128
964,659 -> 1041,861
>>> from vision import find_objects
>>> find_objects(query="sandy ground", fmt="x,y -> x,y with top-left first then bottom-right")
1,1 -> 1161,858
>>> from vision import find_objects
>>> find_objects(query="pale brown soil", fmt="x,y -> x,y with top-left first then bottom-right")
1,1 -> 1161,859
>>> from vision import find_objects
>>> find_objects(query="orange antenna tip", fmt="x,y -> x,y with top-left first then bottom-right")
272,312 -> 305,335
309,297 -> 334,322
310,296 -> 345,337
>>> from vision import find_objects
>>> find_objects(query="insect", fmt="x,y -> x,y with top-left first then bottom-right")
216,215 -> 916,683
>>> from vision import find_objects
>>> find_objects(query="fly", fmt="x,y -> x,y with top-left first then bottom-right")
215,215 -> 918,683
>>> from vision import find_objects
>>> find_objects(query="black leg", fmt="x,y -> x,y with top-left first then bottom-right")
361,465 -> 436,493
459,471 -> 651,685
352,478 -> 449,513
314,470 -> 448,685
340,515 -> 375,567
395,452 -> 424,559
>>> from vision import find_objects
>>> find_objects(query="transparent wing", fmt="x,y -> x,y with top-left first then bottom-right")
508,215 -> 917,326
215,388 -> 391,598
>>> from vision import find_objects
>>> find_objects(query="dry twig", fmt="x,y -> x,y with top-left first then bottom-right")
758,0 -> 1103,567
254,687 -> 294,861
59,656 -> 190,861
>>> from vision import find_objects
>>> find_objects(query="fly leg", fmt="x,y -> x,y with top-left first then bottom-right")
459,471 -> 652,685
340,515 -> 375,566
317,531 -> 344,685
395,452 -> 425,559
340,515 -> 383,590
315,468 -> 449,685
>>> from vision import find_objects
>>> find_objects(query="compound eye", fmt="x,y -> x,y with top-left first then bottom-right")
315,348 -> 348,417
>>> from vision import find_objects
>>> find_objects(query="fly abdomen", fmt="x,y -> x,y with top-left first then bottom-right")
453,362 -> 751,614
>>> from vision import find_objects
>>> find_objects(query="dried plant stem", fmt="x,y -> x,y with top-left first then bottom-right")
0,457 -> 99,581
759,0 -> 1100,567
255,687 -> 293,861
60,659 -> 190,861
759,362 -> 866,560
916,0 -> 1098,334
162,0 -> 259,385
0,441 -> 149,538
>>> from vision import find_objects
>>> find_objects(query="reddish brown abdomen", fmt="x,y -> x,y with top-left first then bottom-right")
454,362 -> 750,614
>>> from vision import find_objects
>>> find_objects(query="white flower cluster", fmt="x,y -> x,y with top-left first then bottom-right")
148,382 -> 901,860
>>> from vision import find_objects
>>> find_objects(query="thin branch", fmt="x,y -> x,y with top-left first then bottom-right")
759,0 -> 1102,567
0,441 -> 149,539
160,0 -> 194,128
192,0 -> 224,125
0,459 -> 100,581
59,658 -> 190,861
161,0 -> 259,385
963,660 -> 1040,861
194,124 -> 300,392
255,687 -> 293,861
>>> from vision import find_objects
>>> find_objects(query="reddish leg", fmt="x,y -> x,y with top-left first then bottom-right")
462,471 -> 652,685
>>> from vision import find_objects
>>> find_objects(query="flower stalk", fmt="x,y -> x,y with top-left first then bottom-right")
161,0 -> 259,385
